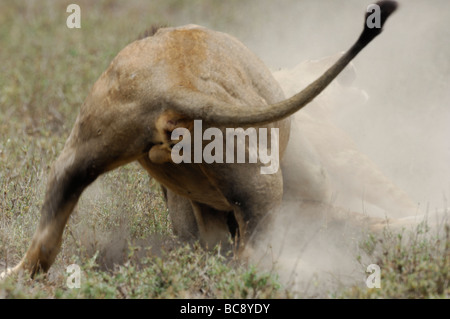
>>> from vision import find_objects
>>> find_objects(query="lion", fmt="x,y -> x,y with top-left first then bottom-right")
0,1 -> 398,279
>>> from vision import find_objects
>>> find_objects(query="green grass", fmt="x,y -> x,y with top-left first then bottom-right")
344,221 -> 449,298
0,244 -> 282,299
0,0 -> 449,299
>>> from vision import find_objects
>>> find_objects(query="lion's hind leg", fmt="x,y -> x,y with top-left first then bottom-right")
3,120 -> 151,278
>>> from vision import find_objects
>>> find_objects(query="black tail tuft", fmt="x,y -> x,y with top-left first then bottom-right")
371,0 -> 398,28
358,1 -> 398,47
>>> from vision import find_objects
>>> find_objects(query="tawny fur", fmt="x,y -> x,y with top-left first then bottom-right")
1,1 -> 400,279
